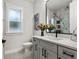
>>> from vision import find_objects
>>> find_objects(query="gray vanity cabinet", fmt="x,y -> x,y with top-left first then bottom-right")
33,38 -> 77,59
58,46 -> 77,59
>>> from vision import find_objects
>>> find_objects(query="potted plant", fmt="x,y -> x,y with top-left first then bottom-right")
37,23 -> 47,36
47,24 -> 55,32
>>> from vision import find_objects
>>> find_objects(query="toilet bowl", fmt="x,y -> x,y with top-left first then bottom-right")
23,42 -> 33,59
23,42 -> 33,51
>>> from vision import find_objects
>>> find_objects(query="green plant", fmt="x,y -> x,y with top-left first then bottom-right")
47,24 -> 55,30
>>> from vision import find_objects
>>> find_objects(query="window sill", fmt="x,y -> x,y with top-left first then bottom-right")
5,32 -> 23,35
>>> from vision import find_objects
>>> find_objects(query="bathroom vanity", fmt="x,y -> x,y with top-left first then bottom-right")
32,36 -> 77,59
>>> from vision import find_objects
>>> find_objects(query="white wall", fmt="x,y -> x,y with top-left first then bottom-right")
33,0 -> 46,23
70,0 -> 77,33
0,0 -> 3,59
33,0 -> 46,36
5,0 -> 33,52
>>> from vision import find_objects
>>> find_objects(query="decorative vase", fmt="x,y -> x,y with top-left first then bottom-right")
41,30 -> 44,36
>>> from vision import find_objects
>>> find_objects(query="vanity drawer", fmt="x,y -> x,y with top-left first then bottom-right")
58,46 -> 77,59
39,39 -> 57,53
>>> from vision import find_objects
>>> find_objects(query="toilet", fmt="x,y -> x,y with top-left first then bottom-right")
23,42 -> 33,51
23,42 -> 33,59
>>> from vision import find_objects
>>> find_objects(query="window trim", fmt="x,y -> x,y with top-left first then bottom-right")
6,4 -> 23,34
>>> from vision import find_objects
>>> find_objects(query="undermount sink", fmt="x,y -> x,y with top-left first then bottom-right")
44,36 -> 77,43
44,36 -> 64,40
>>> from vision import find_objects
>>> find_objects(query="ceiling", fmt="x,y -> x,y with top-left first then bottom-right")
47,0 -> 72,11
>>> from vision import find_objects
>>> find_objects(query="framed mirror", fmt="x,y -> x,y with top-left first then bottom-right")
46,0 -> 77,34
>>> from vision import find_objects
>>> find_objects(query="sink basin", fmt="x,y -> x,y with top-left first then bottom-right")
44,36 -> 63,40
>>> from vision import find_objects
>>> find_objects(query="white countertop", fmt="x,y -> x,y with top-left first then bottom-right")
33,36 -> 77,51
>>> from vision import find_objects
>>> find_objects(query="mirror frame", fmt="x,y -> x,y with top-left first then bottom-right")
45,0 -> 72,35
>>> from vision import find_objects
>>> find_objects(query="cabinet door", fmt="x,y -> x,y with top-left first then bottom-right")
33,38 -> 39,59
39,40 -> 57,53
47,49 -> 57,59
39,40 -> 57,59
58,46 -> 77,59
39,46 -> 57,59
39,47 -> 45,59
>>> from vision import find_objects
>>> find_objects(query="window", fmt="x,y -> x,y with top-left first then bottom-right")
7,8 -> 23,33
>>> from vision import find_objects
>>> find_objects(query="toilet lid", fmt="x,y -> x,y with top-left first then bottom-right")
23,42 -> 33,46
